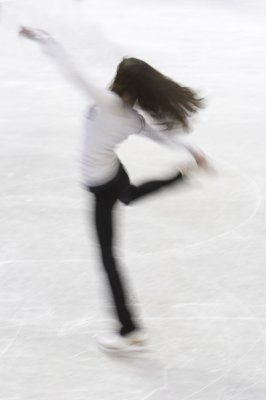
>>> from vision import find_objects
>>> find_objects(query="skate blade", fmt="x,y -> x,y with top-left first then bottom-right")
97,342 -> 151,353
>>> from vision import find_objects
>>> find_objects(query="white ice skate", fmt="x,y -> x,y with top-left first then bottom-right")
96,329 -> 150,352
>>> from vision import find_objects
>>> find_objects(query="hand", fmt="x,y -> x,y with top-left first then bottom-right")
193,150 -> 209,169
19,27 -> 51,41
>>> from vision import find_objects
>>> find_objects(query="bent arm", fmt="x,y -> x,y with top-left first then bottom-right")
138,115 -> 202,157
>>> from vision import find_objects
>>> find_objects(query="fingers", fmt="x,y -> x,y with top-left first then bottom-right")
19,27 -> 38,40
19,26 -> 50,40
197,157 -> 209,168
192,150 -> 209,169
19,27 -> 33,37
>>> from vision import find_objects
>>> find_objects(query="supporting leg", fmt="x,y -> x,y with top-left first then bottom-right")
94,194 -> 138,335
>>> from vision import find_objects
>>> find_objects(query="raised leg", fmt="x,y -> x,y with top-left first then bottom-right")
129,171 -> 184,203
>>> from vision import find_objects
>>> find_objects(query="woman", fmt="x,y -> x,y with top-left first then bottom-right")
20,27 -> 208,351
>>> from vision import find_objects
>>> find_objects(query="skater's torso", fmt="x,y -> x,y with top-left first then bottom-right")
81,101 -> 143,187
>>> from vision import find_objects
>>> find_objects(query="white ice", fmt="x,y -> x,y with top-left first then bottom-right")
0,0 -> 266,399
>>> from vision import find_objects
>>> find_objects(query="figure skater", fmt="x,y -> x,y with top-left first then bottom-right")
20,27 -> 208,351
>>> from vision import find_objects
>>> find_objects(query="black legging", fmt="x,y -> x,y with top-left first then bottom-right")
89,163 -> 184,336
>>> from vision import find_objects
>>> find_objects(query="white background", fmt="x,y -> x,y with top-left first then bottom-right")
0,0 -> 266,399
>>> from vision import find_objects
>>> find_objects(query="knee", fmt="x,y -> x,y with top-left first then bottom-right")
128,185 -> 138,203
100,246 -> 114,264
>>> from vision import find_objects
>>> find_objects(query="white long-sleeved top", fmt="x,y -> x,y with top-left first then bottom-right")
39,38 -> 200,186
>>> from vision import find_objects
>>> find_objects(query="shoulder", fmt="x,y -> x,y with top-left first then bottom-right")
102,90 -> 124,112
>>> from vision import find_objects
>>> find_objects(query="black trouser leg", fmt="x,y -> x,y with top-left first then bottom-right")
129,171 -> 183,203
89,163 -> 184,336
94,194 -> 138,335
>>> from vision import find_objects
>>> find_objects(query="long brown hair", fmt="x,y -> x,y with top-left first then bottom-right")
109,57 -> 204,131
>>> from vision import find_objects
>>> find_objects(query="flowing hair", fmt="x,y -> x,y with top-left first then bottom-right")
109,57 -> 204,131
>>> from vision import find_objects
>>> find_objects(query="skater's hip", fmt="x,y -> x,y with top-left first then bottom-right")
86,161 -> 131,205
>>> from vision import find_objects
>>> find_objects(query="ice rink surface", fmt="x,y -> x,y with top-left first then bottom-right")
0,0 -> 266,399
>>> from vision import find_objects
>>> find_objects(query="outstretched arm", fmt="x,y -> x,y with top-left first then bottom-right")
19,27 -> 122,110
138,115 -> 208,168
